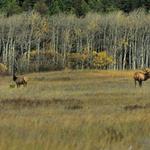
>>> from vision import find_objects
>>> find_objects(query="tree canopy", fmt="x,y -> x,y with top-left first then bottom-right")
0,0 -> 149,16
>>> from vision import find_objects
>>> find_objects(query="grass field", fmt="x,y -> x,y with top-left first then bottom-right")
0,70 -> 150,150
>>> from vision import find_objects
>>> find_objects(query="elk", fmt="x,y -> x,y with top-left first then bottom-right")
133,68 -> 150,87
12,62 -> 28,88
13,73 -> 28,88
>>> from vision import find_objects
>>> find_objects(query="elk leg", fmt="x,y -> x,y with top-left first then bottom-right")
134,79 -> 137,87
17,84 -> 21,88
24,82 -> 27,87
139,81 -> 142,87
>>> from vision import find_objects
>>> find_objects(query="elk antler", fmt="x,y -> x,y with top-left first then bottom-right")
142,68 -> 150,73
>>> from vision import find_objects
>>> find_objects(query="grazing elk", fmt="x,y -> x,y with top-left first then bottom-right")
13,73 -> 28,88
133,68 -> 150,87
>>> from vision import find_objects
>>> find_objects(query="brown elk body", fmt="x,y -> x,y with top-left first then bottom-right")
13,74 -> 28,88
133,69 -> 150,87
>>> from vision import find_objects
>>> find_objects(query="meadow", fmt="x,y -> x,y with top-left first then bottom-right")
0,70 -> 150,150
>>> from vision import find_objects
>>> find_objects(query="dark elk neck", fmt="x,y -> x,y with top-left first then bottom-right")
144,74 -> 150,81
13,74 -> 17,81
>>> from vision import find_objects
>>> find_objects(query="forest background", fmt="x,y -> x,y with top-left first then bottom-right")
0,0 -> 149,74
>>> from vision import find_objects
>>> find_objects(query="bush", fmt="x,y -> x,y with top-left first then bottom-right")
29,50 -> 64,72
92,51 -> 113,69
67,50 -> 89,69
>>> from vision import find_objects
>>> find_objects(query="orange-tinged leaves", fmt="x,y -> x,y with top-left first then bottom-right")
92,51 -> 113,68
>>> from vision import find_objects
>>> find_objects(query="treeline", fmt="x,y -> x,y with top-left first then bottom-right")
0,10 -> 149,74
0,0 -> 149,17
0,1 -> 149,74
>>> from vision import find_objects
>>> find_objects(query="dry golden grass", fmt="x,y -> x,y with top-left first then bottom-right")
0,70 -> 150,150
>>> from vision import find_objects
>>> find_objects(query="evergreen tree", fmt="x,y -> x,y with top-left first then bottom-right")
115,0 -> 150,13
73,0 -> 90,17
0,0 -> 149,16
34,0 -> 48,15
1,0 -> 22,16
22,0 -> 36,11
49,0 -> 62,15
62,0 -> 74,13
95,0 -> 117,12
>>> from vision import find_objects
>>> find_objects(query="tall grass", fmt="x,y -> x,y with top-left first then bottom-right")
0,70 -> 150,150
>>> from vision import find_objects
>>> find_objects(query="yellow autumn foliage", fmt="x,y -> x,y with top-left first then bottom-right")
0,63 -> 7,73
93,51 -> 113,69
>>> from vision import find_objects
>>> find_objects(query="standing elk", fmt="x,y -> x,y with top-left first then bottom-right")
133,68 -> 150,87
12,58 -> 28,88
13,73 -> 28,88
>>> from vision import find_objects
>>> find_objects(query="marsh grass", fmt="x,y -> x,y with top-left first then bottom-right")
0,70 -> 150,150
